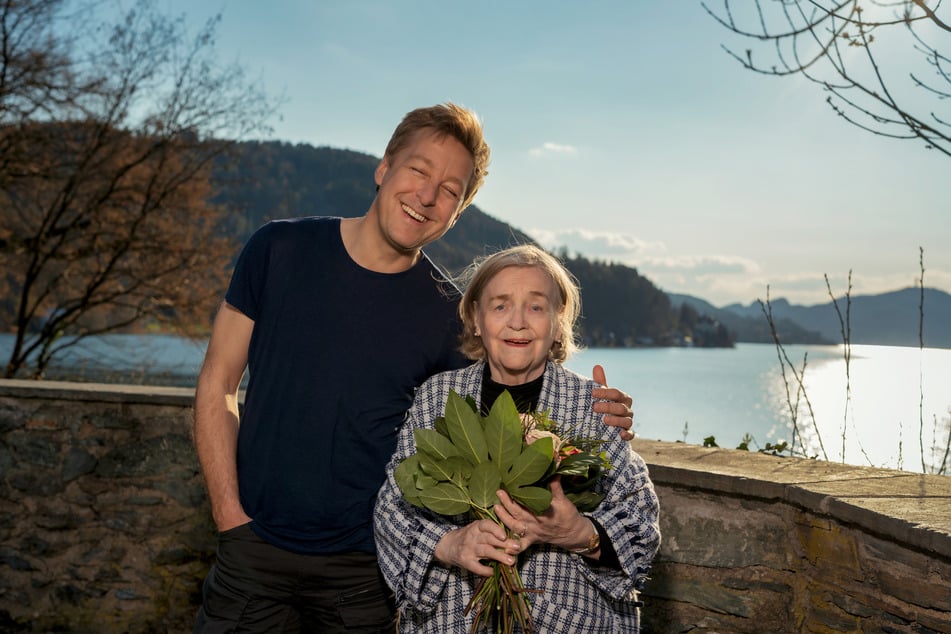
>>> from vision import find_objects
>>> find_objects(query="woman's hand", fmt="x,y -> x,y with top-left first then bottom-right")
494,478 -> 591,552
433,519 -> 520,577
592,364 -> 635,441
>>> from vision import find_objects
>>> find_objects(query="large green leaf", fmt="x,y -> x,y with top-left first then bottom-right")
556,452 -> 607,477
445,390 -> 488,466
414,428 -> 461,461
419,455 -> 459,482
463,393 -> 479,412
468,462 -> 502,510
560,472 -> 600,494
394,455 -> 423,507
415,473 -> 439,491
527,435 -> 555,462
419,482 -> 471,516
510,485 -> 552,514
504,436 -> 554,488
565,491 -> 604,512
444,456 -> 474,487
483,391 -> 522,473
434,415 -> 449,438
394,455 -> 420,495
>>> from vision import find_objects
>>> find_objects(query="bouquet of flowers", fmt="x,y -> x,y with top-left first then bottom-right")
394,389 -> 612,634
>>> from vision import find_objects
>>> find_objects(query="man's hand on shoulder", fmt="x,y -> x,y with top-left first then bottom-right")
591,365 -> 634,441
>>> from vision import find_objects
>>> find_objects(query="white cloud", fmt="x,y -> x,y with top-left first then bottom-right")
528,142 -> 579,158
640,255 -> 760,277
529,228 -> 664,259
531,227 -> 758,275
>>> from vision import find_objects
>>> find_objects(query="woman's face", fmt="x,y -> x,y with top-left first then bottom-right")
474,265 -> 560,385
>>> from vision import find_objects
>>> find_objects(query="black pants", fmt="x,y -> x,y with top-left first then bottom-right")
194,523 -> 396,633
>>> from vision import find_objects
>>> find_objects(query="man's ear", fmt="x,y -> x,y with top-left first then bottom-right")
374,157 -> 390,187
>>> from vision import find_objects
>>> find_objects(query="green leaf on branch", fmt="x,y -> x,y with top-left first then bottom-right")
415,428 -> 461,460
560,472 -> 600,494
469,462 -> 503,509
444,456 -> 473,487
420,455 -> 461,482
445,390 -> 489,466
556,452 -> 609,476
419,482 -> 471,516
510,485 -> 552,514
434,415 -> 449,438
394,454 -> 422,506
565,491 -> 604,512
484,391 -> 522,472
463,393 -> 479,412
504,436 -> 554,488
415,473 -> 438,491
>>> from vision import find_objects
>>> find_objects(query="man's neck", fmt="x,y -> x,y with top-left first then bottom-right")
339,216 -> 421,274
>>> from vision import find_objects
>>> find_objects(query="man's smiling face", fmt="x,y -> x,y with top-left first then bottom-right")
372,129 -> 474,256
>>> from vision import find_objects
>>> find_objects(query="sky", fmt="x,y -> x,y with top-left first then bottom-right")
137,0 -> 949,307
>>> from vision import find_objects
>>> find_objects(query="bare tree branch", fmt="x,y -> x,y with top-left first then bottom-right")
1,0 -> 276,379
704,0 -> 951,156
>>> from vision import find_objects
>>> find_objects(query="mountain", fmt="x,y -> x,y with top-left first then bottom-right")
668,293 -> 833,345
721,287 -> 951,349
670,288 -> 951,349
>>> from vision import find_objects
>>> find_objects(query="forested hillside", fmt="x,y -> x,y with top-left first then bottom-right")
212,141 -> 734,348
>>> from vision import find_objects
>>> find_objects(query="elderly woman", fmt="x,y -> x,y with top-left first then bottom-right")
373,244 -> 661,632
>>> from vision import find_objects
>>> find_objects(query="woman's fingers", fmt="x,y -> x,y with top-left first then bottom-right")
437,520 -> 518,576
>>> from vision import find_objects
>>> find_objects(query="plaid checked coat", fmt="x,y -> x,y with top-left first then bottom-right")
373,361 -> 661,632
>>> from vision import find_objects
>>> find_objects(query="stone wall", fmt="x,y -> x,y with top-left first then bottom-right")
0,381 -> 214,633
0,380 -> 949,633
637,443 -> 951,633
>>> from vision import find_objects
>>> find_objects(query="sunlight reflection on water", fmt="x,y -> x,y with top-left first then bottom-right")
570,344 -> 951,474
798,345 -> 951,472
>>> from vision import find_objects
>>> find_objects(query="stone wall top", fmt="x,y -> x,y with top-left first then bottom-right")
631,438 -> 951,561
0,378 -> 195,406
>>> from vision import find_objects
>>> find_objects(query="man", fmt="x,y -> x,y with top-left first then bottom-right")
193,103 -> 634,632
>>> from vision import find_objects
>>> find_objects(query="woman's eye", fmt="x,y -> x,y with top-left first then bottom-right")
442,186 -> 459,199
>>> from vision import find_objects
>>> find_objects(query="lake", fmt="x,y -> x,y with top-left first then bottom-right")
2,334 -> 949,473
569,344 -> 951,474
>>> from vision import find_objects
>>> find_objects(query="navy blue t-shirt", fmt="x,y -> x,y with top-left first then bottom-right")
225,217 -> 467,554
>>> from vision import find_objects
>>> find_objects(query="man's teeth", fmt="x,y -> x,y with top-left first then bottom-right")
403,205 -> 426,222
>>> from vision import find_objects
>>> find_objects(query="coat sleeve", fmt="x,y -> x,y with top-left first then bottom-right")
582,438 -> 661,599
373,373 -> 466,613
548,369 -> 661,600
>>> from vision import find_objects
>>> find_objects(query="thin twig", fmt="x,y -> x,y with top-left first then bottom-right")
918,246 -> 926,472
758,287 -> 827,459
824,272 -> 872,466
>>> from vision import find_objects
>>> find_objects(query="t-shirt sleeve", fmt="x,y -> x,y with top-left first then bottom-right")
225,223 -> 272,322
